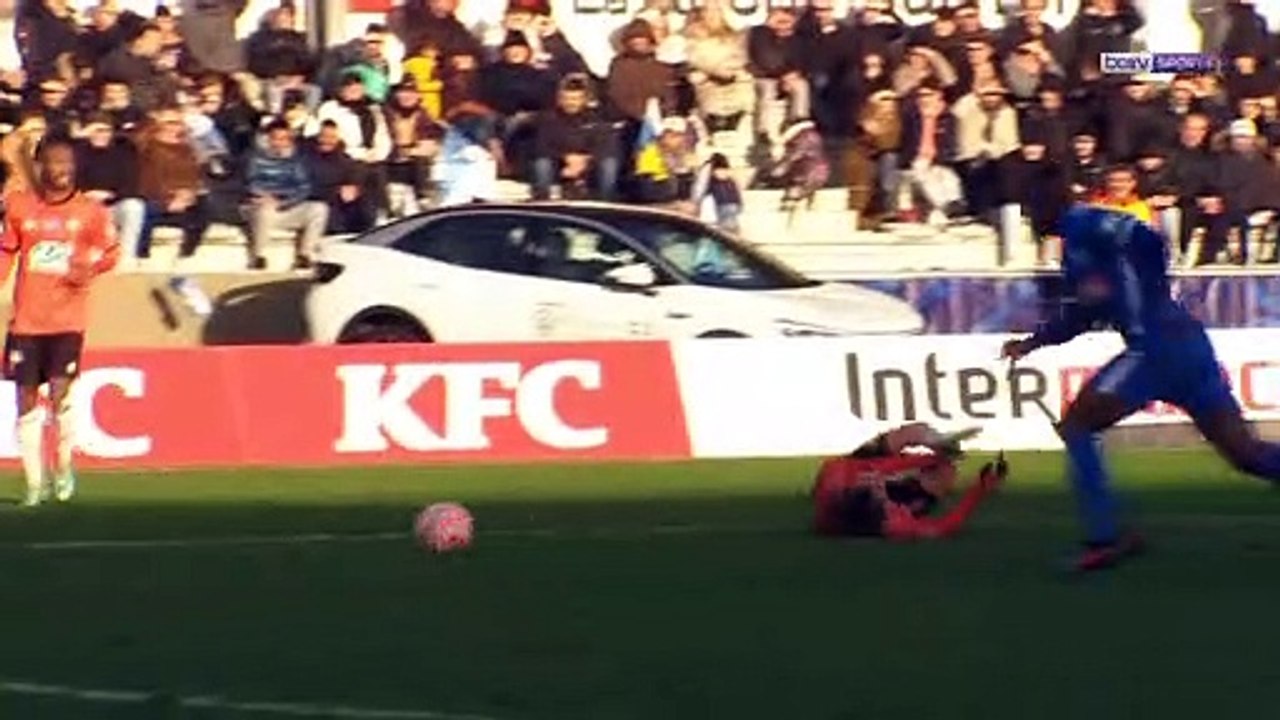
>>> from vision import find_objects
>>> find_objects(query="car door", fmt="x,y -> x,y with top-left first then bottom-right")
389,212 -> 600,342
518,216 -> 664,340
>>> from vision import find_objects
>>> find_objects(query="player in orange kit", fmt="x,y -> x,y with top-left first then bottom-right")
1,133 -> 120,506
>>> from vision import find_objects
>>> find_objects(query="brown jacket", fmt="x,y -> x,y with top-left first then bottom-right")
855,99 -> 902,154
135,127 -> 204,204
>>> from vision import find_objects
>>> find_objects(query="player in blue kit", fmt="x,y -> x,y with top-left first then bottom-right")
1002,205 -> 1280,572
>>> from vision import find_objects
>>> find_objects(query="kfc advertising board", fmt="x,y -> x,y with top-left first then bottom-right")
4,330 -> 1278,468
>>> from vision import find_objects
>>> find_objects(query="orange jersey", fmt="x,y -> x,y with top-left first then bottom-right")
1090,195 -> 1153,225
0,191 -> 120,335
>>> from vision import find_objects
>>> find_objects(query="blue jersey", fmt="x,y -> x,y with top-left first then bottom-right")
1032,206 -> 1195,352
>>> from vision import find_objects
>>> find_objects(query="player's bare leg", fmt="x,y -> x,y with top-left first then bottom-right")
48,376 -> 76,502
1058,388 -> 1145,571
15,383 -> 45,507
1194,408 -> 1280,484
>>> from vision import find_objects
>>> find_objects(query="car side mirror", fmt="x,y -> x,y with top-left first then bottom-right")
601,263 -> 657,291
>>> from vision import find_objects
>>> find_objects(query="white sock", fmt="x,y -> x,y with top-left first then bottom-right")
17,410 -> 43,494
56,398 -> 75,475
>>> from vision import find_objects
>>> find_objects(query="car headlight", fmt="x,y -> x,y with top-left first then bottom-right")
776,320 -> 845,337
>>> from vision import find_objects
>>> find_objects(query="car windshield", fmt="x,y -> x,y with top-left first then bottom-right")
602,215 -> 819,290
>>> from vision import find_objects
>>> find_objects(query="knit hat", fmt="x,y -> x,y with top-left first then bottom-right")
1230,118 -> 1258,138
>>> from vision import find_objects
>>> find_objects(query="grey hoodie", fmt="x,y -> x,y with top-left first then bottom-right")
180,0 -> 249,73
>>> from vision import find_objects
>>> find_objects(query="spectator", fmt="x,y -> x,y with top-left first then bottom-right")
684,2 -> 753,139
1224,46 -> 1276,113
524,12 -> 589,80
747,8 -> 809,151
1067,126 -> 1106,201
850,0 -> 905,54
154,5 -> 197,78
1003,32 -> 1065,106
1135,144 -> 1178,228
1,109 -> 45,197
1061,0 -> 1143,76
0,68 -> 25,129
247,3 -> 319,115
952,81 -> 1020,222
437,102 -> 500,206
956,35 -> 1001,97
392,0 -> 483,63
401,38 -> 444,120
480,30 -> 555,172
607,19 -> 674,123
1222,0 -> 1270,64
384,78 -> 441,216
33,76 -> 73,134
844,87 -> 901,230
897,82 -> 962,225
98,22 -> 178,112
1093,164 -> 1152,223
1218,118 -> 1280,262
440,47 -> 482,117
1012,117 -> 1068,265
98,78 -> 146,132
798,0 -> 856,135
908,7 -> 964,72
346,24 -> 396,104
244,118 -> 328,270
178,0 -> 251,93
953,0 -> 985,40
305,119 -> 375,235
695,152 -> 742,232
635,115 -> 699,208
1024,75 -> 1070,163
17,0 -> 79,82
136,106 -> 210,271
80,3 -> 144,71
76,112 -> 145,259
771,117 -> 829,211
195,72 -> 261,162
532,74 -> 618,201
1162,74 -> 1202,145
314,73 -> 392,217
999,0 -> 1059,56
1108,76 -> 1167,163
1168,112 -> 1226,261
893,40 -> 958,99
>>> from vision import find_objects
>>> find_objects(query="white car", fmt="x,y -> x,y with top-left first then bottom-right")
306,203 -> 924,343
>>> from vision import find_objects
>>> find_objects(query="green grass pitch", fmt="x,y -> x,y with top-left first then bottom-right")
2,450 -> 1280,720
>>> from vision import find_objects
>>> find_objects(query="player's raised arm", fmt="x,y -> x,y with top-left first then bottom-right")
882,461 -> 1005,541
0,196 -> 21,283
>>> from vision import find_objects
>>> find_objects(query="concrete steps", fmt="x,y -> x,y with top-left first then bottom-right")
131,182 -> 1042,276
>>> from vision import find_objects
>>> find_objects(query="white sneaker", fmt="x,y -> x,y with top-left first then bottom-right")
169,276 -> 213,317
54,468 -> 75,503
20,485 -> 43,508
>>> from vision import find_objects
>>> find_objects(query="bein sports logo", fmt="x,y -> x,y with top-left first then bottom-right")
1100,52 -> 1220,75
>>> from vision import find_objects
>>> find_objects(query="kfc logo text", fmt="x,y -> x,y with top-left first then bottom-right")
0,367 -> 151,459
334,360 -> 608,453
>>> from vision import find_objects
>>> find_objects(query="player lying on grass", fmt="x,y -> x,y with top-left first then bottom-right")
1002,205 -> 1280,572
812,423 -> 1006,539
1,133 -> 119,507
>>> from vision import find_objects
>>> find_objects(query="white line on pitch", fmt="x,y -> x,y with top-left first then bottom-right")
0,679 -> 499,719
15,524 -> 759,552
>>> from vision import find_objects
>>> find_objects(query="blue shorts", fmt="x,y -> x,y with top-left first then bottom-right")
1086,329 -> 1239,421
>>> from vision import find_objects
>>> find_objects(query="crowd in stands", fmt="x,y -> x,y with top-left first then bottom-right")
2,0 -> 1280,271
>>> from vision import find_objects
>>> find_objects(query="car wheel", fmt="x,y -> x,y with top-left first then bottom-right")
697,330 -> 749,339
339,316 -> 431,344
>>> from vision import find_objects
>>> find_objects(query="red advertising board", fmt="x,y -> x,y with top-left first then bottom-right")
24,343 -> 691,468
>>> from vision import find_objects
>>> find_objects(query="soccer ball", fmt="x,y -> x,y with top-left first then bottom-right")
415,502 -> 474,553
